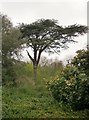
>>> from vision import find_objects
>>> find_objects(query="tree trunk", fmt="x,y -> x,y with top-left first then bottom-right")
33,63 -> 38,81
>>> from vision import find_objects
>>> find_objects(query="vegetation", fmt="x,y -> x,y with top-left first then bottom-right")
71,49 -> 89,78
1,14 -> 89,118
2,14 -> 24,84
48,50 -> 89,111
20,19 -> 88,80
2,62 -> 89,118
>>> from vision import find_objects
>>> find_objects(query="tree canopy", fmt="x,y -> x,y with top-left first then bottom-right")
20,19 -> 88,80
2,14 -> 24,65
1,14 -> 23,84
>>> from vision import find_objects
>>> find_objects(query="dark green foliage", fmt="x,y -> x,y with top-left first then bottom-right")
20,19 -> 88,53
20,19 -> 88,80
1,14 -> 23,85
2,59 -> 16,85
48,60 -> 89,110
2,69 -> 89,118
2,61 -> 89,118
71,49 -> 89,78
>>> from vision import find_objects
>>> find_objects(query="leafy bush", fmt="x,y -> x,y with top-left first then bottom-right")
2,58 -> 17,86
71,49 -> 89,78
48,66 -> 89,110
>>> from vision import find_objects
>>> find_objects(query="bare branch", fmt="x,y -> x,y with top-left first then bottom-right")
26,50 -> 34,62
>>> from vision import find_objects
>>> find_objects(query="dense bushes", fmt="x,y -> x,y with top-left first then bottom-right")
2,58 -> 17,85
48,50 -> 89,110
71,49 -> 89,78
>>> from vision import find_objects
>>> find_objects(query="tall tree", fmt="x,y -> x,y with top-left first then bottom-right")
20,19 -> 88,81
2,14 -> 23,65
1,14 -> 23,84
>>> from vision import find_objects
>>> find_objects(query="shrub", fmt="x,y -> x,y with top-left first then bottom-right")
2,65 -> 17,86
71,49 -> 89,79
48,66 -> 89,110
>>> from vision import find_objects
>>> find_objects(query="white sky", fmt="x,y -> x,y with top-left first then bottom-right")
1,0 -> 89,63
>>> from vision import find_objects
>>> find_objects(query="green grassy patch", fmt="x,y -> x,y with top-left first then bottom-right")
2,84 -> 89,118
2,63 -> 89,118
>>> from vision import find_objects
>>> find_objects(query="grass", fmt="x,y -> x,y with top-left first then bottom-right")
2,62 -> 89,118
2,85 -> 89,118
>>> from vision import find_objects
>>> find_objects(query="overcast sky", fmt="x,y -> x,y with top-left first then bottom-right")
1,0 -> 88,63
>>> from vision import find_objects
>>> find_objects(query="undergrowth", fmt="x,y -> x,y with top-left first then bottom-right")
2,62 -> 89,118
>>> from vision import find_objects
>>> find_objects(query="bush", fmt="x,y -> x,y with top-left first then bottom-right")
2,66 -> 16,86
71,49 -> 89,79
48,66 -> 89,110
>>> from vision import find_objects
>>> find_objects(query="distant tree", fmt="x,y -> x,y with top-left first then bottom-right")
20,19 -> 88,81
39,56 -> 49,67
2,14 -> 22,65
1,14 -> 23,84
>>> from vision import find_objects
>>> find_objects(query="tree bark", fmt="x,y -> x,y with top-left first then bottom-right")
33,63 -> 38,81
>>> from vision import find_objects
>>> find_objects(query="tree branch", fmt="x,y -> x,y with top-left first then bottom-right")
37,50 -> 42,65
51,48 -> 60,56
34,45 -> 37,62
26,50 -> 34,62
41,40 -> 53,52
